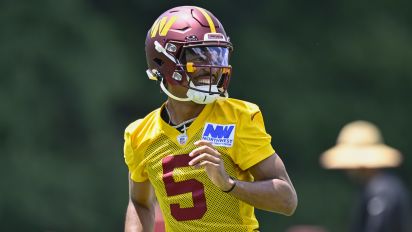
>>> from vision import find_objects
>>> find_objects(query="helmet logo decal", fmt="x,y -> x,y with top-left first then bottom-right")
195,7 -> 216,33
150,16 -> 177,38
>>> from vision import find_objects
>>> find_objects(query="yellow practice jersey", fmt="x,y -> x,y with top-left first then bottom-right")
124,98 -> 275,232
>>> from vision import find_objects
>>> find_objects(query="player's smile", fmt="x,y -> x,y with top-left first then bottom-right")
193,76 -> 215,85
191,72 -> 217,86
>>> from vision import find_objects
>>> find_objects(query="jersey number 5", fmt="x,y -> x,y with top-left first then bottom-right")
162,154 -> 207,221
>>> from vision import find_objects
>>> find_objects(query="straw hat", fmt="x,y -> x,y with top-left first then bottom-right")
320,120 -> 402,169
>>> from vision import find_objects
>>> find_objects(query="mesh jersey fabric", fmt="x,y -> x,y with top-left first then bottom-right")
124,98 -> 275,232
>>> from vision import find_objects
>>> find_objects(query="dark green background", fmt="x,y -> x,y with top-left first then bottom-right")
1,0 -> 411,231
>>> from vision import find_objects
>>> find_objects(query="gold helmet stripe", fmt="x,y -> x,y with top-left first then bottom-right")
195,7 -> 216,33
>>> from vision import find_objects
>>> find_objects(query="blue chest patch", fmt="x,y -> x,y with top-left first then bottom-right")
201,123 -> 235,147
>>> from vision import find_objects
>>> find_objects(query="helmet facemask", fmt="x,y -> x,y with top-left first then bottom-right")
176,46 -> 232,104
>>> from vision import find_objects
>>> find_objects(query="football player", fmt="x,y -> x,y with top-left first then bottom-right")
124,6 -> 298,232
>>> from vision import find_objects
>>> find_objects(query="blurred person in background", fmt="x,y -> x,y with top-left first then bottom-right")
286,225 -> 328,232
320,120 -> 412,232
123,5 -> 297,232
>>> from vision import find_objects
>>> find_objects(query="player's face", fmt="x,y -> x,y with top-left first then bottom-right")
183,46 -> 230,87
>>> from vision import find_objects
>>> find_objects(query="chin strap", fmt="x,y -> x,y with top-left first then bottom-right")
159,80 -> 191,102
160,78 -> 229,104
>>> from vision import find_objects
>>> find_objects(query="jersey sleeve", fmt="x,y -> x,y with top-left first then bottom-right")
123,119 -> 148,182
234,105 -> 275,170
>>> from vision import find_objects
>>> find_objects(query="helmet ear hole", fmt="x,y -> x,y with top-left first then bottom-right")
153,58 -> 164,67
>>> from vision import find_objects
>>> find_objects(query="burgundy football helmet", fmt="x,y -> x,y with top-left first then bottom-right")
145,6 -> 233,104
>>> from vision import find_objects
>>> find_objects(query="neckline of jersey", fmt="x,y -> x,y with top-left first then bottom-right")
157,101 -> 216,146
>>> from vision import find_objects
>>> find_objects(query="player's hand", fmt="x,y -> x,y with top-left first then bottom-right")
189,140 -> 234,191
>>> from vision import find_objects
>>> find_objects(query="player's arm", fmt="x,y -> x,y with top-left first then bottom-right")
189,141 -> 297,216
232,153 -> 297,215
125,173 -> 156,232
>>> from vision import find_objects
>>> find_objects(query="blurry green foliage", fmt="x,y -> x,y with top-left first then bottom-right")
1,0 -> 411,231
